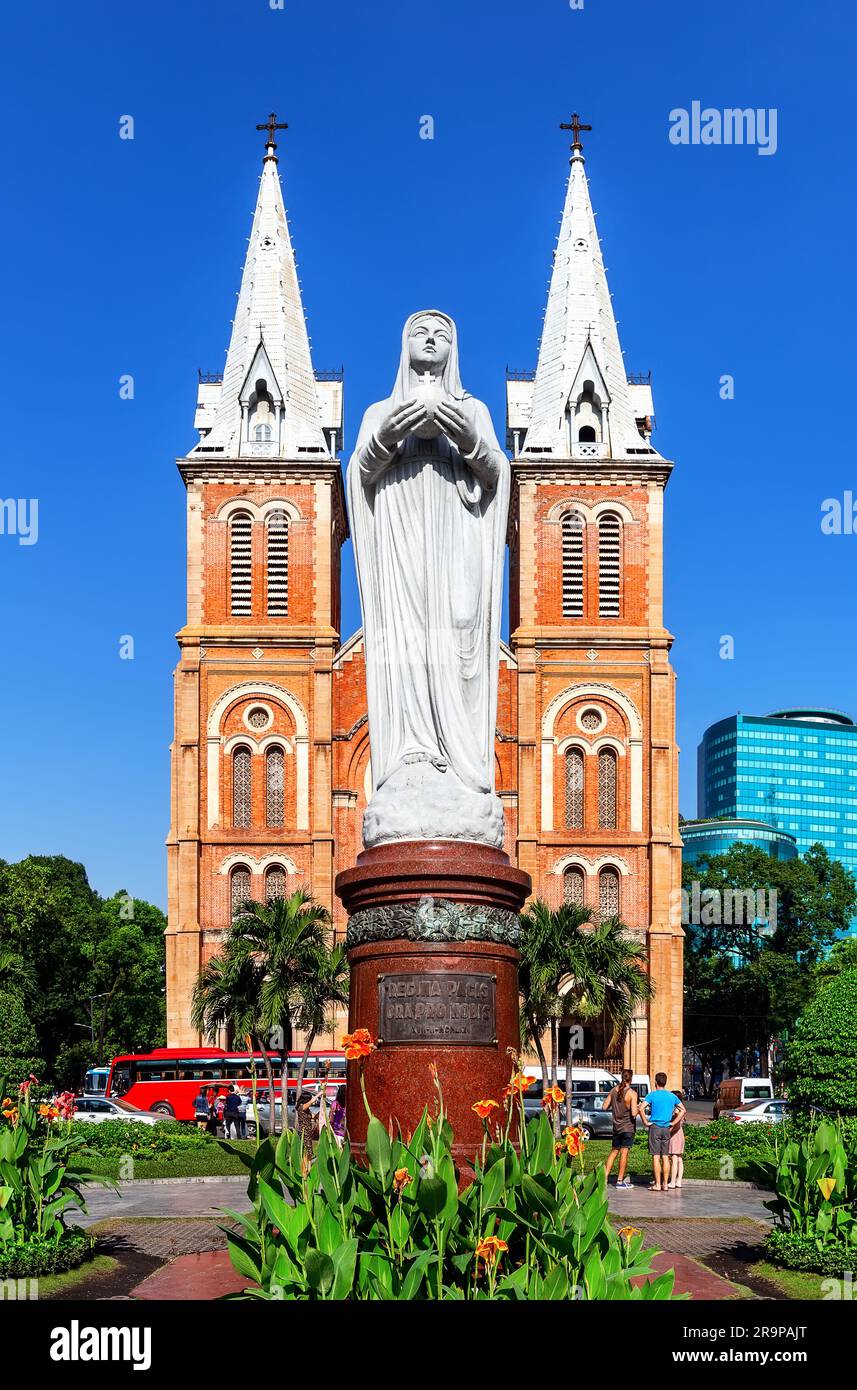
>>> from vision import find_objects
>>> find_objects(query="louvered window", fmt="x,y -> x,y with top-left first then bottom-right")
265,865 -> 286,902
266,746 -> 285,828
267,510 -> 289,616
598,513 -> 621,617
230,512 -> 253,616
562,512 -> 584,617
232,746 -> 252,828
599,867 -> 620,919
565,747 -> 584,829
231,866 -> 251,916
598,748 -> 617,829
563,866 -> 585,907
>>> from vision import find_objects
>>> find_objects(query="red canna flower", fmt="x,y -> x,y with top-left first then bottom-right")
341,1029 -> 376,1060
472,1098 -> 500,1120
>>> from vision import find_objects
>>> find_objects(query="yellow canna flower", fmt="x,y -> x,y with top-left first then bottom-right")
817,1176 -> 837,1201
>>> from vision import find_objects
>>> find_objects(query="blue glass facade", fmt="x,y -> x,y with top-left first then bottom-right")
682,818 -> 797,865
697,708 -> 857,934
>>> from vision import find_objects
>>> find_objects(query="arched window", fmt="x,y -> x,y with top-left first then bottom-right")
577,425 -> 597,443
232,746 -> 252,828
561,511 -> 584,617
266,509 -> 289,617
230,511 -> 252,616
254,423 -> 272,442
597,747 -> 617,829
599,867 -> 620,920
598,513 -> 622,617
230,865 -> 251,917
563,865 -> 585,907
265,865 -> 286,902
564,747 -> 584,828
265,746 -> 285,828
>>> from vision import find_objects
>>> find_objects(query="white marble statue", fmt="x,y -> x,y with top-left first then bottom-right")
347,310 -> 510,848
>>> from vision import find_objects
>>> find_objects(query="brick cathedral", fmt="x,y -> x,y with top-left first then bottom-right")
166,121 -> 684,1083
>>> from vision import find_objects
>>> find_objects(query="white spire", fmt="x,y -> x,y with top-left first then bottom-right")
194,129 -> 328,458
523,141 -> 639,458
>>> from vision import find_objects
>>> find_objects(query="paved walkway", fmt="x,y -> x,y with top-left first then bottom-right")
606,1179 -> 772,1222
73,1177 -> 252,1227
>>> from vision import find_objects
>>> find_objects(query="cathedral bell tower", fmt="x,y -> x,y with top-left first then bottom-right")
166,117 -> 346,1046
506,119 -> 683,1083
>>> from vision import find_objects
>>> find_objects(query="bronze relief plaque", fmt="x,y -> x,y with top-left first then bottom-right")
378,970 -> 496,1045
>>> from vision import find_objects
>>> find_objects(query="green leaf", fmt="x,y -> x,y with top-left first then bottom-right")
366,1118 -> 392,1183
331,1238 -> 358,1300
400,1250 -> 433,1300
542,1264 -> 570,1299
481,1157 -> 506,1211
226,1232 -> 264,1284
304,1247 -> 335,1297
416,1176 -> 447,1219
521,1174 -> 558,1220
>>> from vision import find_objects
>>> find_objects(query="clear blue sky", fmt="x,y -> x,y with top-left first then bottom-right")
1,0 -> 855,910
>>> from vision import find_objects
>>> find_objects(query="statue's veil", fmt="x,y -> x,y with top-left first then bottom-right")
390,310 -> 469,407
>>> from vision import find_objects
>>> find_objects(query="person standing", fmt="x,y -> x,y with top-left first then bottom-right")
601,1069 -> 638,1189
224,1085 -> 242,1139
641,1073 -> 685,1192
667,1088 -> 686,1189
330,1085 -> 347,1148
295,1090 -> 316,1164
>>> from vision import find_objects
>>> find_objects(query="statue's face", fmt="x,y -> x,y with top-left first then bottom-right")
408,315 -> 452,375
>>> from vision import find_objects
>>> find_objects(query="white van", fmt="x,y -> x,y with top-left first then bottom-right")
523,1065 -> 616,1098
714,1076 -> 774,1119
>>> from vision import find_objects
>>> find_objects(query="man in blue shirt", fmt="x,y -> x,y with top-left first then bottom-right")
642,1073 -> 685,1192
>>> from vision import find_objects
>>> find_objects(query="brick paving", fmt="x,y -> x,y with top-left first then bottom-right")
97,1217 -> 238,1260
617,1217 -> 768,1259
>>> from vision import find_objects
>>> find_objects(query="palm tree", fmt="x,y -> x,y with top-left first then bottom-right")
519,900 -> 653,1133
192,889 -> 344,1131
290,942 -> 350,1117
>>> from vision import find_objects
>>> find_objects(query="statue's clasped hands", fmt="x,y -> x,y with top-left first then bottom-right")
376,396 -> 478,454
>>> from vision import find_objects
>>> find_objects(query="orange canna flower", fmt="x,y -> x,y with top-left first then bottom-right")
472,1099 -> 500,1120
563,1124 -> 584,1157
428,1061 -> 438,1078
541,1085 -> 564,1109
503,1073 -> 535,1099
474,1236 -> 508,1269
341,1029 -> 376,1060
393,1167 -> 412,1194
617,1225 -> 642,1242
817,1176 -> 837,1201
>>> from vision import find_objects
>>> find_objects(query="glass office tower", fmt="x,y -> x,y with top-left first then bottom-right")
681,817 -> 797,866
697,708 -> 857,934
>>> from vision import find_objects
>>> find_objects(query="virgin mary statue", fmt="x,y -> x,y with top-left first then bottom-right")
347,310 -> 510,848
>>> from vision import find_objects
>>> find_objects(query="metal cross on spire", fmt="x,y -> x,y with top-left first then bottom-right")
256,111 -> 288,161
560,112 -> 592,151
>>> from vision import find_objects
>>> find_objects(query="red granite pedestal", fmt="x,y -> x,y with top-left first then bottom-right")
335,841 -> 531,1167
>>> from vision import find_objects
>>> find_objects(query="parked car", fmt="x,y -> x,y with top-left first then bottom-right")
719,1098 -> 788,1125
72,1097 -> 162,1125
244,1084 -> 339,1138
713,1076 -> 774,1119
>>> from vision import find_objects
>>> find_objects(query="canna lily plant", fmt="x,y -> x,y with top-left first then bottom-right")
218,1044 -> 681,1301
0,1074 -> 104,1252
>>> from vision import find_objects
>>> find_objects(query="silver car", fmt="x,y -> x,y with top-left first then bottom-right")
73,1097 -> 162,1126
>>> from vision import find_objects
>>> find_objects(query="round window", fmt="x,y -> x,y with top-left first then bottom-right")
246,707 -> 271,730
579,708 -> 603,732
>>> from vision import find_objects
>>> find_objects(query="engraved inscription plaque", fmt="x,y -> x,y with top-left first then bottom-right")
378,971 -> 496,1046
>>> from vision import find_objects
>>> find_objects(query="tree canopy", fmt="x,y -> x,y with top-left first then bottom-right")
0,855 -> 166,1087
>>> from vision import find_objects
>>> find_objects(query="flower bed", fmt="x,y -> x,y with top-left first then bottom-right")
70,1118 -> 211,1158
0,1227 -> 93,1279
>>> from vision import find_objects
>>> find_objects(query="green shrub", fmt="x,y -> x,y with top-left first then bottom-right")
0,1056 -> 45,1088
221,1070 -> 683,1301
0,1227 -> 93,1279
0,1076 -> 104,1250
784,968 -> 857,1118
71,1118 -> 210,1158
763,1229 -> 856,1278
750,1117 -> 856,1269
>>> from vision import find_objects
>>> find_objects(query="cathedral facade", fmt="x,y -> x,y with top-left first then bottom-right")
166,125 -> 684,1084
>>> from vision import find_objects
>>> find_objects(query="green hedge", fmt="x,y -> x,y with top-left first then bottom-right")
0,1227 -> 93,1279
764,1229 -> 856,1278
784,968 -> 857,1118
630,1121 -> 783,1157
70,1118 -> 212,1157
0,1057 -> 45,1088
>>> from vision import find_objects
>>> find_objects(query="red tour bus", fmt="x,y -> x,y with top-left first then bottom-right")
104,1047 -> 346,1121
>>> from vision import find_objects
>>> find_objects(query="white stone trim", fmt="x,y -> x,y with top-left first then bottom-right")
590,735 -> 626,757
556,736 -> 590,757
207,682 -> 309,830
575,704 -> 606,734
541,682 -> 643,833
217,852 -> 302,877
213,497 -> 302,524
545,497 -> 636,525
551,853 -> 631,877
242,702 -> 274,732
